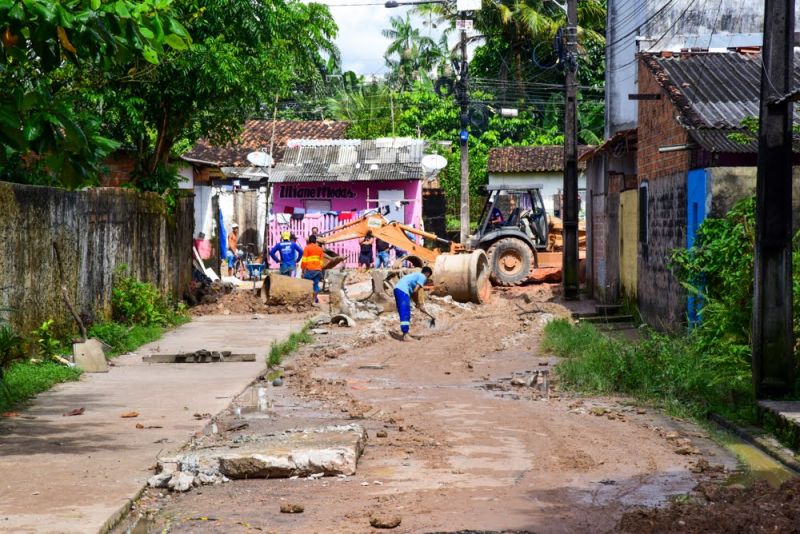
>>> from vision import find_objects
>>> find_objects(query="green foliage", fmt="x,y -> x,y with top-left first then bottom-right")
382,13 -> 444,89
550,199 -> 800,423
0,361 -> 82,412
88,321 -> 165,358
671,198 -> 757,351
0,324 -> 24,391
111,266 -> 187,327
97,0 -> 339,181
267,324 -> 313,367
33,320 -> 66,362
0,0 -> 190,187
543,319 -> 752,420
670,197 -> 800,399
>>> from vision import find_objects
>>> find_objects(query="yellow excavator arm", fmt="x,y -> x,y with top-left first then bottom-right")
318,213 -> 458,265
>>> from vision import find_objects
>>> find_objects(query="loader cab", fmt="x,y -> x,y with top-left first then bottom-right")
473,185 -> 549,251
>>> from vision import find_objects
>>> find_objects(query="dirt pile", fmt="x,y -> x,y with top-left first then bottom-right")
190,289 -> 315,316
618,478 -> 800,533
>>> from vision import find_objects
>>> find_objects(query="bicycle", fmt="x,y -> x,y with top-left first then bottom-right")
233,243 -> 257,280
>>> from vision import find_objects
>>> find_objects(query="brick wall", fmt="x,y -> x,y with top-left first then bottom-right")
636,64 -> 691,183
635,60 -> 691,330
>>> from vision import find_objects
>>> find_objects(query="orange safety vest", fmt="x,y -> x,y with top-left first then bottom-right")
300,243 -> 324,271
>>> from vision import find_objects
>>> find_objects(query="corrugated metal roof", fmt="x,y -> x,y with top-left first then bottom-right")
641,51 -> 800,153
270,138 -> 425,183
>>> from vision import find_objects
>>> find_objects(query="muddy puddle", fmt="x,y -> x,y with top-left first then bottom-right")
715,431 -> 797,487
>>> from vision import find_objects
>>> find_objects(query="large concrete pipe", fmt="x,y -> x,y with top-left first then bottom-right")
432,250 -> 491,304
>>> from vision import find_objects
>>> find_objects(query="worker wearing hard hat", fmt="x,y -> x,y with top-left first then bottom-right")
269,230 -> 304,276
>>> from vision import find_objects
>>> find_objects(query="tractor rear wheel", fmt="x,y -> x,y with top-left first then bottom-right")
486,238 -> 532,286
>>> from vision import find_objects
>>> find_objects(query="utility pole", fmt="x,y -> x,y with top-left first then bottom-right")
562,0 -> 579,300
752,0 -> 795,398
458,23 -> 470,245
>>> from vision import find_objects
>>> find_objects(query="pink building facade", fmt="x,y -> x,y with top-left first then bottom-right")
267,179 -> 423,268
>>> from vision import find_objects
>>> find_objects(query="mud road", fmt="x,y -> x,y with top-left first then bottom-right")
129,286 -> 739,533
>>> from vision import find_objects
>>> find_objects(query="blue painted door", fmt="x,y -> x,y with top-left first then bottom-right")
686,169 -> 709,326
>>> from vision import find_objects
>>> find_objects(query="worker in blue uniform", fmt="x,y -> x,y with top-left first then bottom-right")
392,266 -> 433,341
269,231 -> 304,276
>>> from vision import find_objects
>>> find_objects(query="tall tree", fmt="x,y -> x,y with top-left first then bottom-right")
99,0 -> 338,190
0,0 -> 189,187
382,14 -> 439,89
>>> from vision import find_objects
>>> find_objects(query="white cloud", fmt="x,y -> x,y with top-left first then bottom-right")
307,2 -> 448,75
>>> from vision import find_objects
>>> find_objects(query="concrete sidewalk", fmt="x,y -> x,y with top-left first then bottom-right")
0,315 -> 303,534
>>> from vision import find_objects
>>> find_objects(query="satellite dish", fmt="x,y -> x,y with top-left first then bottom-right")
246,151 -> 273,167
421,154 -> 447,173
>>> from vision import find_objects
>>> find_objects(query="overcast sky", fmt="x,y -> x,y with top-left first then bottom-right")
314,1 -> 444,75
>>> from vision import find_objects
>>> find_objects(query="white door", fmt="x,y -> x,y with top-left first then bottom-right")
378,189 -> 405,224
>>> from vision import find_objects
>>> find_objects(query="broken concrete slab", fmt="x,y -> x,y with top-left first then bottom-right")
142,351 -> 256,363
73,338 -> 108,373
162,424 -> 368,481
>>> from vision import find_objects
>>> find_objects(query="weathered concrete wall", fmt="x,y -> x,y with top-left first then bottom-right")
619,189 -> 639,298
709,167 -> 800,230
0,182 -> 193,335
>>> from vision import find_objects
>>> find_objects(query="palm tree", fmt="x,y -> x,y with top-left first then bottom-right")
382,14 -> 439,89
326,82 -> 396,139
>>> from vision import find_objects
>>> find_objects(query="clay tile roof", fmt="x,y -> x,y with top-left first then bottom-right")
181,120 -> 349,167
487,145 -> 594,173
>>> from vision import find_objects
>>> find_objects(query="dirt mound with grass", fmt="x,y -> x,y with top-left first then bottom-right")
618,478 -> 800,533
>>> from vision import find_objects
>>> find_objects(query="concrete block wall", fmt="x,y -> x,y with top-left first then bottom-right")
636,171 -> 687,330
0,182 -> 193,335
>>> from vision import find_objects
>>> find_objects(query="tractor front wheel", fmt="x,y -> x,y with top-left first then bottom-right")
486,238 -> 533,286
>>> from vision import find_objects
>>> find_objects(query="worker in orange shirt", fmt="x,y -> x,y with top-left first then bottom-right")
300,234 -> 325,303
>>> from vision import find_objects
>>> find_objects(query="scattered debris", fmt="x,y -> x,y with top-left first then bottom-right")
62,407 -> 84,417
121,411 -> 140,418
370,514 -> 402,529
331,314 -> 356,328
272,378 -> 284,387
280,503 -> 305,514
142,351 -> 255,364
376,430 -> 388,438
152,425 -> 368,491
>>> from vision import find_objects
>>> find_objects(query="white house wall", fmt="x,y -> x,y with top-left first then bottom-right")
487,171 -> 587,216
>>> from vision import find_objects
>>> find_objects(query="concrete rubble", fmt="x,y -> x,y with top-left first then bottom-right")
152,424 -> 368,492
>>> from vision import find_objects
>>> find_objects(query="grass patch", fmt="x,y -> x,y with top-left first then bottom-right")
0,361 -> 82,412
542,319 -> 755,421
268,323 -> 313,367
88,318 -> 189,358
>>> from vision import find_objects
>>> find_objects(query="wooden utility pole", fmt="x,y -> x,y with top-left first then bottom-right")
752,0 -> 795,398
458,24 -> 470,245
562,0 -> 580,300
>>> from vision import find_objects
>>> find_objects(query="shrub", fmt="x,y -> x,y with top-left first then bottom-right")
33,319 -> 65,362
88,321 -> 164,357
112,265 -> 187,327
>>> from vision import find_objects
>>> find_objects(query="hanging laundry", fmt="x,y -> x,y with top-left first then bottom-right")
283,206 -> 295,214
338,211 -> 355,221
276,213 -> 291,224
